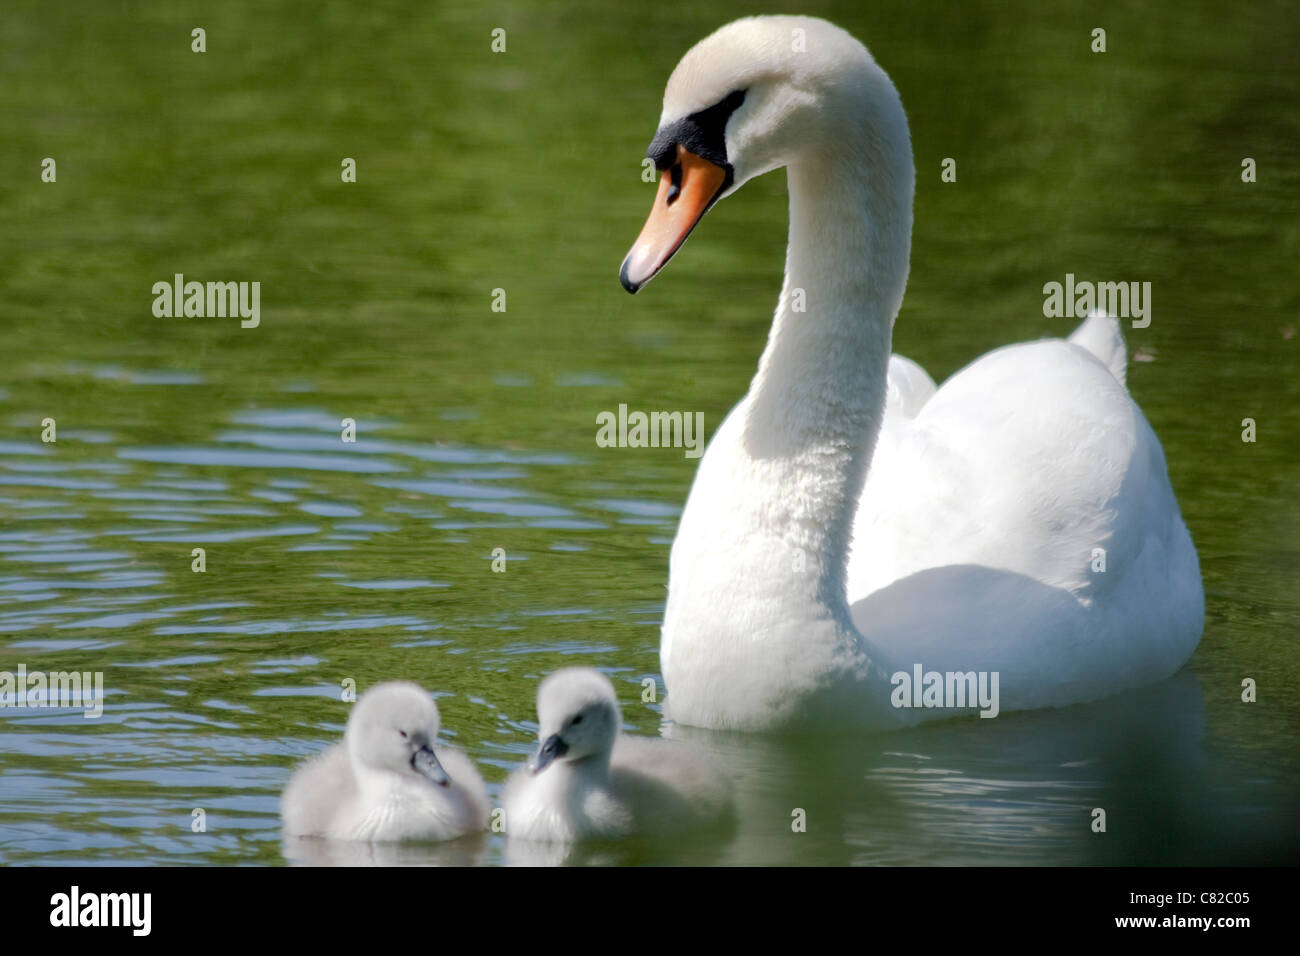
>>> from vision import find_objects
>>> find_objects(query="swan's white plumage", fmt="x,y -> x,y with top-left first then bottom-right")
502,668 -> 732,842
884,354 -> 937,420
1068,310 -> 1129,386
281,681 -> 489,842
848,328 -> 1203,708
648,17 -> 1203,731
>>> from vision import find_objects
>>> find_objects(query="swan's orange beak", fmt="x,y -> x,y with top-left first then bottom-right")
620,145 -> 729,293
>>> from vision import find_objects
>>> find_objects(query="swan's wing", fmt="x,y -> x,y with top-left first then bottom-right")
866,354 -> 939,525
847,328 -> 1201,703
884,353 -> 938,419
1068,311 -> 1128,386
849,330 -> 1192,607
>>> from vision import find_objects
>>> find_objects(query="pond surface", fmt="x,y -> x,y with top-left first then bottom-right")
1,0 -> 1296,865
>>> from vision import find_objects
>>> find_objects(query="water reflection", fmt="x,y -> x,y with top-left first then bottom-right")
284,833 -> 490,867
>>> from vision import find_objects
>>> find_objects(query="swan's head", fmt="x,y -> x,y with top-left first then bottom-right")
345,681 -> 451,787
527,668 -> 622,774
620,15 -> 904,292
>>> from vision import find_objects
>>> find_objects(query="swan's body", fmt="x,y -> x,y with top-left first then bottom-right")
620,17 -> 1203,731
503,669 -> 732,842
282,682 -> 489,842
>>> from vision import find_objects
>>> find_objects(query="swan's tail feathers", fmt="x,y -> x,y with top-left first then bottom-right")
885,354 -> 938,419
1069,311 -> 1128,387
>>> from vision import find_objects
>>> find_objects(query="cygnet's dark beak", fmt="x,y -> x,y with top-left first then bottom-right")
411,744 -> 451,787
527,734 -> 569,775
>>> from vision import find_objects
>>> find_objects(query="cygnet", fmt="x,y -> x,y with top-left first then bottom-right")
503,668 -> 732,842
282,681 -> 489,842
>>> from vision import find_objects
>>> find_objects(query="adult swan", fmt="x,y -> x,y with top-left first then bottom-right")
619,16 -> 1203,731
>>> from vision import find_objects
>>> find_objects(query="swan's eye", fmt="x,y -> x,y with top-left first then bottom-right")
571,714 -> 584,726
665,163 -> 683,206
399,730 -> 408,738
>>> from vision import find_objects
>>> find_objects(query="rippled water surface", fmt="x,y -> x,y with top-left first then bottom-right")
1,0 -> 1297,865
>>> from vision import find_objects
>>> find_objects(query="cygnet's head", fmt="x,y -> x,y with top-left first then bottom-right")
620,15 -> 910,292
527,668 -> 622,774
346,681 -> 451,787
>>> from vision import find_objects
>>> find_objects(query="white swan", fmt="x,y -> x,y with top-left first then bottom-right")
502,668 -> 732,841
620,16 -> 1204,731
282,681 -> 489,841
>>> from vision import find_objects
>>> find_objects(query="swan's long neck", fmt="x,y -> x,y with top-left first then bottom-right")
741,138 -> 912,620
661,76 -> 913,728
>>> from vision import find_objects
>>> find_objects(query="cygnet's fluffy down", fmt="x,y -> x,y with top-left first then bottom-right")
503,668 -> 732,842
282,681 -> 489,842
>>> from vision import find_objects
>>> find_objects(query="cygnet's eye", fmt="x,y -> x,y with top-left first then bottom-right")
571,714 -> 584,726
398,730 -> 408,738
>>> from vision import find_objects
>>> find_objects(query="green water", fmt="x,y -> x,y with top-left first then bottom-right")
1,0 -> 1296,865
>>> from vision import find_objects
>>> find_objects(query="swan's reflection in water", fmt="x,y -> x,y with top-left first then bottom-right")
664,669 -> 1211,865
280,670 -> 1294,865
